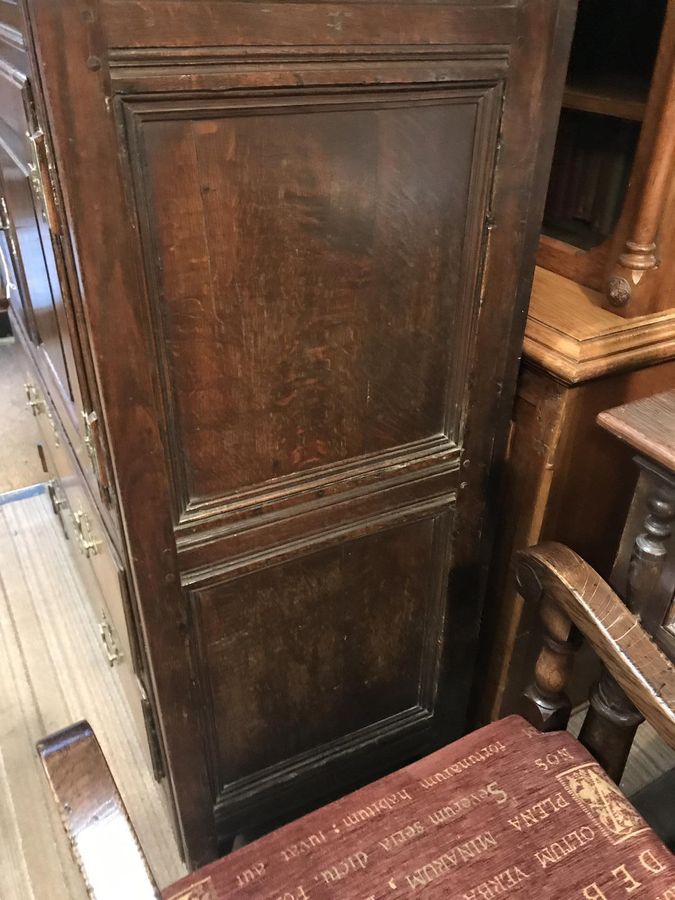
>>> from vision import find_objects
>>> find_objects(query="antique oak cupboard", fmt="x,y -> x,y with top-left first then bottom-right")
3,0 -> 576,866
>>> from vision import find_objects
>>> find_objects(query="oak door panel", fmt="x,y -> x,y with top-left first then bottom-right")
25,0 -> 577,865
194,514 -> 449,788
130,91 -> 485,511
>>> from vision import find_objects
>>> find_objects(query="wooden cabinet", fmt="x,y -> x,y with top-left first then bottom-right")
7,0 -> 576,866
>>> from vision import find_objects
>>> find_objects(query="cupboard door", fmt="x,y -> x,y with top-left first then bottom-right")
28,0 -> 576,865
0,58 -> 84,424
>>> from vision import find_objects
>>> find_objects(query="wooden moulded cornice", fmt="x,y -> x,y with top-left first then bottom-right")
523,267 -> 675,384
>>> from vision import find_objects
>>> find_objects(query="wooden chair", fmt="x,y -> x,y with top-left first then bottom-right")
38,543 -> 675,899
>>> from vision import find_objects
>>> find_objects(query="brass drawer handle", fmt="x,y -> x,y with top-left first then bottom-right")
47,409 -> 60,447
25,383 -> 59,445
99,613 -> 122,667
47,479 -> 66,513
72,509 -> 101,558
47,480 -> 69,541
25,383 -> 46,416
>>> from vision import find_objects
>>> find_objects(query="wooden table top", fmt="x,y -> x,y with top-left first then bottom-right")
597,390 -> 675,474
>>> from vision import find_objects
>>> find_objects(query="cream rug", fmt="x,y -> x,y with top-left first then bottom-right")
0,486 -> 186,899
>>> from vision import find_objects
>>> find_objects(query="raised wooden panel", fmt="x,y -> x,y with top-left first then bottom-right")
124,79 -> 501,515
192,511 -> 450,793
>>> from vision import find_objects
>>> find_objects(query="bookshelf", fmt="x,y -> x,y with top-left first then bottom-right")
538,0 -> 675,317
562,77 -> 648,123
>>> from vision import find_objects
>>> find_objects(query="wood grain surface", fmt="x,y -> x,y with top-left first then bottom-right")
21,0 -> 578,864
524,268 -> 675,383
597,390 -> 675,473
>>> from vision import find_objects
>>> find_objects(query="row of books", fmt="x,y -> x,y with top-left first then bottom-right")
543,109 -> 640,250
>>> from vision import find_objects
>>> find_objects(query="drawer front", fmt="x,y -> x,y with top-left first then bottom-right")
0,64 -> 83,413
32,382 -> 156,768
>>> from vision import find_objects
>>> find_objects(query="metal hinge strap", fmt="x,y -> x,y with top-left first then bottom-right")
140,685 -> 166,782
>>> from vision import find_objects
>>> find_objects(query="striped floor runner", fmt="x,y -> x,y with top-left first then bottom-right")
0,486 -> 186,899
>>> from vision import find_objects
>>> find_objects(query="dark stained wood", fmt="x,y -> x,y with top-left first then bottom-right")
0,0 -> 118,520
20,0 -> 577,865
517,542 -> 675,750
198,520 -> 446,783
579,670 -> 644,782
520,594 -> 580,732
37,721 -> 160,899
601,391 -> 675,662
598,390 -> 675,473
590,388 -> 675,776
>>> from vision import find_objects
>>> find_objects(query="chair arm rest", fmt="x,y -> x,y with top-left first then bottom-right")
517,541 -> 675,750
37,721 -> 160,899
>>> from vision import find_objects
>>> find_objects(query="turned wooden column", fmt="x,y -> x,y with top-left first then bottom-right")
604,2 -> 675,316
578,672 -> 644,783
517,557 -> 580,731
626,467 -> 675,631
578,467 -> 675,781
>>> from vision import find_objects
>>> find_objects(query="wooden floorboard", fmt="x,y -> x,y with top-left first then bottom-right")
0,489 -> 186,898
0,338 -> 45,494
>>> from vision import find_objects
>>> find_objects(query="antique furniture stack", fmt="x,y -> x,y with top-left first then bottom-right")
37,541 -> 675,897
587,390 -> 675,778
1,0 -> 577,866
481,0 -> 675,720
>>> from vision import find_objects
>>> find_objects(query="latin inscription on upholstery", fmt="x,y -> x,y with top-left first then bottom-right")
164,717 -> 675,899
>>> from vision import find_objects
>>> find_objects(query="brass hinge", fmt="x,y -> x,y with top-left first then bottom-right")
22,76 -> 61,238
1,196 -> 19,260
81,409 -> 112,506
27,127 -> 61,237
81,409 -> 99,465
0,200 -> 15,303
140,684 -> 166,782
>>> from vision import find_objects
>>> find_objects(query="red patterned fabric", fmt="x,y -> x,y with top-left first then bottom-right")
164,716 -> 675,899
